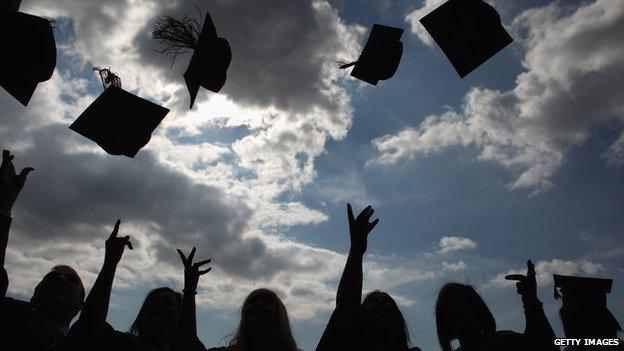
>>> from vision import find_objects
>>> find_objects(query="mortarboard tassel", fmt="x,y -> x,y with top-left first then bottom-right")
92,67 -> 122,90
152,5 -> 231,108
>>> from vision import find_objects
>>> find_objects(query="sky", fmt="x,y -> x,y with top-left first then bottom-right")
1,0 -> 623,350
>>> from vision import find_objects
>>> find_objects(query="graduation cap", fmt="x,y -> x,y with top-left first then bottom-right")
554,274 -> 612,308
419,0 -> 513,78
153,9 -> 231,109
0,0 -> 56,106
340,24 -> 404,85
69,68 -> 170,158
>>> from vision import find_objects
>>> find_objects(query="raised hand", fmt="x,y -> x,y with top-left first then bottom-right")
0,150 -> 34,212
104,220 -> 133,267
505,260 -> 538,304
177,247 -> 211,293
347,203 -> 379,255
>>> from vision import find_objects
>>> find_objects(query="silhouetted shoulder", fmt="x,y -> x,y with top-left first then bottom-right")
409,347 -> 422,351
0,297 -> 31,334
0,296 -> 31,314
0,297 -> 51,351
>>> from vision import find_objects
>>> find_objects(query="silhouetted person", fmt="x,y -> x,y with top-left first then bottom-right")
220,288 -> 299,351
175,249 -> 299,351
173,246 -> 211,351
435,261 -> 557,351
554,274 -> 623,350
174,248 -> 298,351
316,204 -> 421,351
61,220 -> 191,351
0,150 -> 85,351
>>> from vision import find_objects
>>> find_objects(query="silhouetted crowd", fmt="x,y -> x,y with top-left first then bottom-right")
1,150 -> 622,351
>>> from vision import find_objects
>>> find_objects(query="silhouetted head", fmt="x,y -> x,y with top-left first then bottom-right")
560,304 -> 622,338
435,283 -> 496,351
128,287 -> 182,341
229,288 -> 297,351
361,291 -> 411,349
30,265 -> 84,324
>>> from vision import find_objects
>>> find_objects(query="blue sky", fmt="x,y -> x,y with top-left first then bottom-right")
1,1 -> 623,350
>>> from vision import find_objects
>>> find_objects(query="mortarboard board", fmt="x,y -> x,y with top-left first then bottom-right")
0,0 -> 56,106
69,68 -> 170,158
153,9 -> 231,109
341,24 -> 404,85
419,0 -> 513,78
554,274 -> 612,308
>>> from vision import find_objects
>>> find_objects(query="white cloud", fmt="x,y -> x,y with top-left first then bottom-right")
442,260 -> 467,272
404,0 -> 446,46
438,236 -> 477,254
0,0 -> 410,324
374,0 -> 624,191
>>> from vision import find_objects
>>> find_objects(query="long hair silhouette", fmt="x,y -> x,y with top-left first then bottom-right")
435,283 -> 496,351
128,287 -> 182,341
228,288 -> 297,351
361,290 -> 411,350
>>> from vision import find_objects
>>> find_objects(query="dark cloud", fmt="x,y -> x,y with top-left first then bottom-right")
130,0 -> 358,111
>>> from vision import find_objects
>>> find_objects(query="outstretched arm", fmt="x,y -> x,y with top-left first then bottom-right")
78,220 -> 132,336
336,204 -> 379,312
317,204 -> 378,351
174,247 -> 211,351
0,150 -> 33,298
506,260 -> 558,351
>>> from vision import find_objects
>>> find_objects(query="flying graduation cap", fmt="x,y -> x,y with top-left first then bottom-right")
340,24 -> 404,85
153,8 -> 231,109
69,68 -> 170,158
419,0 -> 513,78
0,0 -> 56,106
554,274 -> 613,307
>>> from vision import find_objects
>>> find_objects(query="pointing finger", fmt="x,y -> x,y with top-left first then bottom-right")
347,203 -> 354,225
505,274 -> 526,281
176,249 -> 187,266
188,247 -> 196,263
109,219 -> 121,240
527,260 -> 536,277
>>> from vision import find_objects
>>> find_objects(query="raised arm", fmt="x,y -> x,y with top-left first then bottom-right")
336,204 -> 379,311
505,260 -> 558,351
174,247 -> 211,351
0,150 -> 34,298
78,220 -> 132,336
316,204 -> 378,351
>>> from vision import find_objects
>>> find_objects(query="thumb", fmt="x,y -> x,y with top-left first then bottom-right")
17,167 -> 34,186
124,235 -> 133,250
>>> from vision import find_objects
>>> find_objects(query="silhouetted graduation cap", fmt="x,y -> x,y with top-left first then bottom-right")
419,0 -> 512,78
554,274 -> 612,308
70,68 -> 170,158
341,24 -> 404,85
153,9 -> 231,109
0,0 -> 56,106
184,11 -> 231,108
